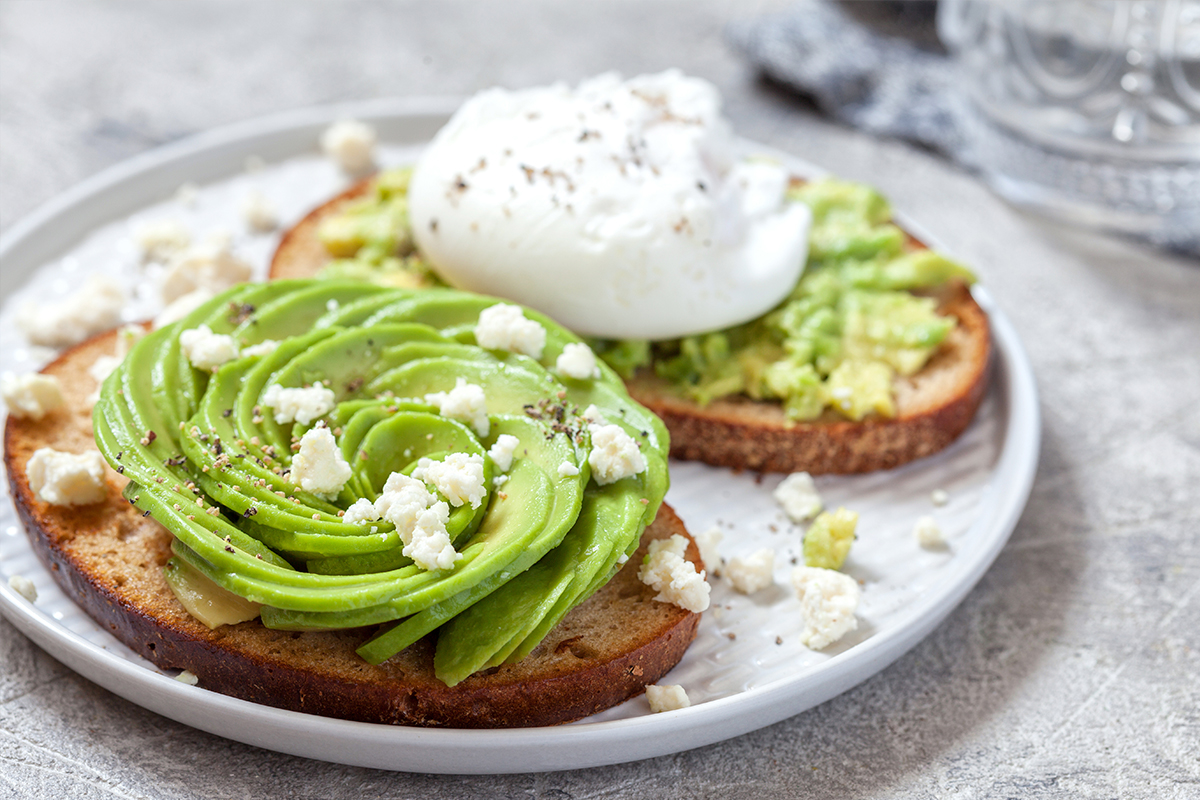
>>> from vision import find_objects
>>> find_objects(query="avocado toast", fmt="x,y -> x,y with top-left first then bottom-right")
4,283 -> 703,727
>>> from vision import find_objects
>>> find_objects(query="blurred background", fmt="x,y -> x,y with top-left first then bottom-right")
1,2 -> 1198,799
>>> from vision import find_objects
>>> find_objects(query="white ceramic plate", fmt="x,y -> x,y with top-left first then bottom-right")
0,99 -> 1039,774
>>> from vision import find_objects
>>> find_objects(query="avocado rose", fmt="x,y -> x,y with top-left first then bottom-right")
93,280 -> 669,686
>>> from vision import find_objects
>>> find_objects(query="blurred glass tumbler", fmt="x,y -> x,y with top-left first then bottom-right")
938,0 -> 1200,253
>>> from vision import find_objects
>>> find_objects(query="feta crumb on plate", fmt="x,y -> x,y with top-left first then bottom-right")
175,670 -> 199,686
914,515 -> 945,548
16,275 -> 125,349
791,566 -> 860,650
8,575 -> 37,603
646,684 -> 690,712
726,548 -> 775,595
134,219 -> 191,262
160,235 -> 252,304
240,189 -> 278,232
774,471 -> 822,523
931,489 -> 949,506
694,526 -> 723,576
320,119 -> 377,174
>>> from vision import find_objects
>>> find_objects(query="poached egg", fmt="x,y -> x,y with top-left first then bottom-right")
408,71 -> 810,340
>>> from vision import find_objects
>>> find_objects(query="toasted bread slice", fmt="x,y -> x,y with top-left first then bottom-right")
270,177 -> 991,474
4,328 -> 702,728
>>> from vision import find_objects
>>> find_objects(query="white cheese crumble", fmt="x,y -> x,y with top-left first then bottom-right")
791,566 -> 860,650
914,515 -> 945,548
160,236 -> 253,304
26,448 -> 108,506
474,304 -> 546,359
153,287 -> 215,329
16,275 -> 125,348
726,548 -> 776,595
373,472 -> 460,570
774,472 -> 823,523
931,489 -> 949,506
134,219 -> 191,262
638,534 -> 710,612
424,378 -> 489,437
179,324 -> 240,371
555,342 -> 601,380
320,119 -> 377,174
343,497 -> 380,525
493,474 -> 510,489
8,575 -> 37,603
587,423 -> 645,485
262,382 -> 336,425
1,373 -> 64,420
240,190 -> 278,232
557,462 -> 580,477
695,526 -> 723,576
87,324 -> 145,401
487,434 -> 520,472
412,453 -> 487,509
645,684 -> 690,713
290,425 -> 352,500
581,404 -> 607,425
175,670 -> 199,686
239,339 -> 279,358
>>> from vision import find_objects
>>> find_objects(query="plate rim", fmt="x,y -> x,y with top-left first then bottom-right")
0,99 -> 1041,774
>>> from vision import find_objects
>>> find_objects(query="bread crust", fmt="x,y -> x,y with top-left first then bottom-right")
4,329 -> 701,728
269,176 -> 992,475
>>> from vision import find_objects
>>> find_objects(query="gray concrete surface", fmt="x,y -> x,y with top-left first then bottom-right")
1,1 -> 1197,798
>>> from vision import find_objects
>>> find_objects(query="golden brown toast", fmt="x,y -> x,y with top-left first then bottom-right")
4,328 -> 702,728
269,177 -> 991,474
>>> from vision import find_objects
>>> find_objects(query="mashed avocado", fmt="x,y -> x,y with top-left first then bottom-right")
318,172 -> 975,421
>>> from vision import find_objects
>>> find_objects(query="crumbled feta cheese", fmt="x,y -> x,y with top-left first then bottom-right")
2,373 -> 64,420
424,378 -> 489,437
326,298 -> 340,313
26,448 -> 108,506
16,275 -> 125,348
587,423 -> 645,485
581,404 -> 607,425
289,425 -> 352,499
160,236 -> 253,303
240,190 -> 278,232
8,575 -> 37,603
134,219 -> 191,262
474,304 -> 546,359
493,474 -> 510,489
154,287 -> 215,329
638,534 -> 710,612
726,548 -> 775,595
179,324 -> 240,371
791,566 -> 860,650
87,325 -> 144,400
412,453 -> 487,509
487,434 -> 520,472
931,489 -> 949,507
320,119 -> 377,174
239,339 -> 279,358
556,342 -> 600,380
914,515 -> 945,548
774,472 -> 822,523
262,382 -> 336,425
373,472 -> 460,570
695,526 -> 723,576
175,670 -> 199,686
646,684 -> 690,712
343,497 -> 380,525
